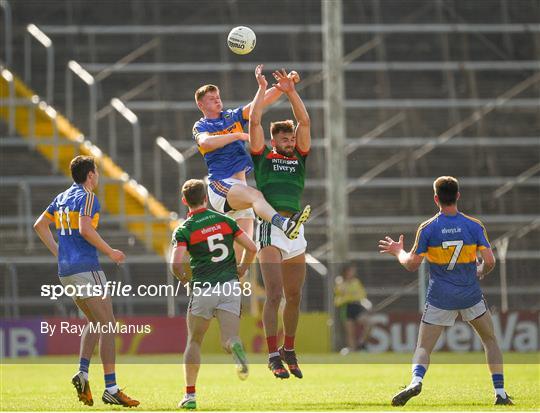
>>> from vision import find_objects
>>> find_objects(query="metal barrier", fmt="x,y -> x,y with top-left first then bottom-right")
66,60 -> 97,142
154,136 -> 187,216
24,24 -> 54,104
1,67 -> 15,134
110,98 -> 141,182
0,0 -> 12,67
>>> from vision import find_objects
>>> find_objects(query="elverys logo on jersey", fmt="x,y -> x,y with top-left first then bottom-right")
442,227 -> 462,234
201,224 -> 224,235
271,157 -> 298,173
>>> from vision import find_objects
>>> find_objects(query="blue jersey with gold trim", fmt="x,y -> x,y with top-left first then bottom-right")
192,106 -> 253,181
45,183 -> 101,276
412,212 -> 491,310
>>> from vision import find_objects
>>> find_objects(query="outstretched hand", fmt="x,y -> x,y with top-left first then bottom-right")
378,235 -> 404,257
255,64 -> 268,88
272,68 -> 295,93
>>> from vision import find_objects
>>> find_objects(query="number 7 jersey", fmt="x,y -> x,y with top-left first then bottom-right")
412,212 -> 491,310
172,208 -> 244,285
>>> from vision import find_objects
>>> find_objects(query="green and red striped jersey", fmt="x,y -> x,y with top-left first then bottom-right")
172,208 -> 243,285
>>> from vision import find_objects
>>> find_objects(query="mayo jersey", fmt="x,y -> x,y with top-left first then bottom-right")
412,212 -> 491,310
44,183 -> 101,277
192,106 -> 253,181
171,208 -> 243,286
251,145 -> 308,213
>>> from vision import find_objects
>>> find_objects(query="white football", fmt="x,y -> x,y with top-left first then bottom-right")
227,26 -> 256,55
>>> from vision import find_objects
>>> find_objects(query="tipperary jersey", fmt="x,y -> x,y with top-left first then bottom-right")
412,212 -> 491,310
44,183 -> 101,277
171,208 -> 244,285
192,106 -> 253,181
251,145 -> 308,213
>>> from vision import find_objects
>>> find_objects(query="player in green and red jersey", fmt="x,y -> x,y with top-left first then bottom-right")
249,65 -> 311,379
170,179 -> 257,410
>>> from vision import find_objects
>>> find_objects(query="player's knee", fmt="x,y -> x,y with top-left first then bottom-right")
285,290 -> 302,307
265,290 -> 282,308
248,187 -> 264,202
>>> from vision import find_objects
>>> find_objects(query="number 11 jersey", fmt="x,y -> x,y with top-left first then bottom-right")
44,183 -> 101,276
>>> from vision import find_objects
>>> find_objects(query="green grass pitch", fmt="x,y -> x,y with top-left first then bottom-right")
1,353 -> 538,411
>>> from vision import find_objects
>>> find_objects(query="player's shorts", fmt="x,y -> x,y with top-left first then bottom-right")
422,299 -> 488,326
340,302 -> 368,321
59,270 -> 107,299
208,177 -> 255,220
188,280 -> 242,320
255,218 -> 307,261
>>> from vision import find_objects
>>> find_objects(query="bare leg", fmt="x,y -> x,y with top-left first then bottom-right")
281,253 -> 306,344
357,313 -> 372,346
184,313 -> 211,388
84,296 -> 116,375
412,322 -> 445,372
259,246 -> 283,352
234,217 -> 253,265
468,311 -> 503,374
74,298 -> 100,363
345,319 -> 357,350
227,185 -> 281,224
215,309 -> 241,352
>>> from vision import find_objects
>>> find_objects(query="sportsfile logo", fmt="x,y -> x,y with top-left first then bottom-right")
441,227 -> 462,234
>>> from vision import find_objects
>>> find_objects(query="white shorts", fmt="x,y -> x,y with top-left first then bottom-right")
188,280 -> 242,320
208,177 -> 255,220
255,218 -> 307,261
59,270 -> 107,299
422,299 -> 488,326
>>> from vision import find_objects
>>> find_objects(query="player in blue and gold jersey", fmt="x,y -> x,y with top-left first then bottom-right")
379,176 -> 513,407
33,156 -> 139,408
192,76 -> 310,262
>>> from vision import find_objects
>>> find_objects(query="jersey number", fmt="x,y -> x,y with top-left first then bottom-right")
58,207 -> 72,235
442,240 -> 463,270
207,234 -> 229,262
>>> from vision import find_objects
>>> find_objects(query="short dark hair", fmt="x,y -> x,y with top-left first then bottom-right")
270,120 -> 295,138
433,176 -> 459,205
70,156 -> 96,184
194,84 -> 219,102
182,179 -> 207,207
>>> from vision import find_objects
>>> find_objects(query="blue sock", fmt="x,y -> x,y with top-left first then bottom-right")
104,373 -> 118,393
271,213 -> 287,230
79,357 -> 90,374
492,373 -> 504,389
492,374 -> 506,396
411,364 -> 427,384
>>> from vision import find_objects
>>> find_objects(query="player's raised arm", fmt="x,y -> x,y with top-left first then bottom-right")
274,69 -> 311,153
249,64 -> 267,154
33,211 -> 58,257
378,234 -> 424,272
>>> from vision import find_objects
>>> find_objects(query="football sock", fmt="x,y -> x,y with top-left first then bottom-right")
79,358 -> 90,380
186,386 -> 196,395
267,335 -> 279,358
492,374 -> 506,397
104,373 -> 118,394
271,214 -> 287,230
284,335 -> 295,351
411,364 -> 427,385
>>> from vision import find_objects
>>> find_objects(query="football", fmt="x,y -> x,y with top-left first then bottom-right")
227,26 -> 256,55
